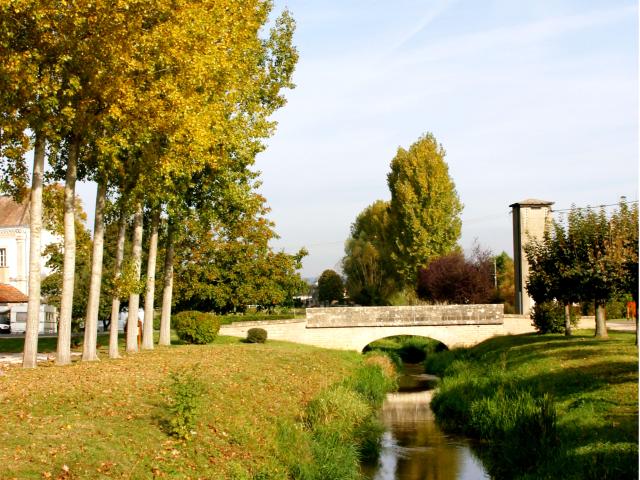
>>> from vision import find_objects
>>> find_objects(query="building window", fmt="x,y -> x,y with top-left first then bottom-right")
0,248 -> 5,267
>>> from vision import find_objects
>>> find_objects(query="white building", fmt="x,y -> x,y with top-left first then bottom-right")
0,196 -> 59,333
0,284 -> 57,334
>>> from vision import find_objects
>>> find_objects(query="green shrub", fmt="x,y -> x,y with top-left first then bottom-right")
246,327 -> 268,344
531,301 -> 578,334
165,366 -> 205,439
173,311 -> 220,344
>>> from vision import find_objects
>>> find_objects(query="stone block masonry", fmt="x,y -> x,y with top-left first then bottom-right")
219,305 -> 527,351
306,305 -> 504,328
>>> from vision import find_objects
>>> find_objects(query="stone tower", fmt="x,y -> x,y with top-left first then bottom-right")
510,199 -> 554,315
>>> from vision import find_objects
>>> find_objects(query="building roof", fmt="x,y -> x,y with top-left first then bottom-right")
0,196 -> 29,227
509,198 -> 554,208
0,284 -> 29,303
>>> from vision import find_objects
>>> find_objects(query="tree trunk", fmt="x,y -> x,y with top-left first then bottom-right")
159,220 -> 174,346
142,207 -> 160,350
56,138 -> 79,366
126,202 -> 144,353
108,209 -> 127,359
82,179 -> 107,361
564,302 -> 572,337
594,300 -> 608,339
23,133 -> 45,369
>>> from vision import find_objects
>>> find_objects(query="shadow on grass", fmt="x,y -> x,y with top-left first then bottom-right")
472,333 -> 635,367
513,360 -> 638,405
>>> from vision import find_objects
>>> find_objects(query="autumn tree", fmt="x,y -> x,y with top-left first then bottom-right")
417,245 -> 494,304
343,133 -> 463,303
2,0 -> 299,363
387,133 -> 463,287
342,200 -> 395,305
0,1 -> 67,368
156,4 -> 298,341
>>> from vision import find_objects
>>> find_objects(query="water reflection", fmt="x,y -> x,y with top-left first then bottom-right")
363,368 -> 489,480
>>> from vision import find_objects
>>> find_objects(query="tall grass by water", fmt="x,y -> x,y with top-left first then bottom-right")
271,353 -> 397,479
426,330 -> 638,479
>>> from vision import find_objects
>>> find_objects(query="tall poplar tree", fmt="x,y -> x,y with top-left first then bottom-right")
387,133 -> 463,287
0,1 -> 65,368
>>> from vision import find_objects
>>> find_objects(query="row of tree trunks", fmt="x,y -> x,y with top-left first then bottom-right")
22,134 -> 46,369
20,141 -> 177,366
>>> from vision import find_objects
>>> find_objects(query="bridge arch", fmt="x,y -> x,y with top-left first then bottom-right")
362,334 -> 448,364
348,326 -> 458,352
362,334 -> 449,353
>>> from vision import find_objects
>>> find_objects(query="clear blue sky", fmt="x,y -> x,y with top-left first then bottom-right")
252,0 -> 638,277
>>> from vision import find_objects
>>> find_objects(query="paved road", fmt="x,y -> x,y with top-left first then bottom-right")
0,352 -> 82,366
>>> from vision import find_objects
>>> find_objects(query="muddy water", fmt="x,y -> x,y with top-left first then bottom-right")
362,366 -> 489,480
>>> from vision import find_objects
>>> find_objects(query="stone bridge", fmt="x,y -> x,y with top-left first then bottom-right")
219,305 -> 538,351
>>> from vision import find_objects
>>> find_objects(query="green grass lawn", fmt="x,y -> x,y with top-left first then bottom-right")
427,329 -> 639,479
0,337 -> 363,479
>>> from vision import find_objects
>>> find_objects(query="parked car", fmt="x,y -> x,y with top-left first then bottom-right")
0,317 -> 10,334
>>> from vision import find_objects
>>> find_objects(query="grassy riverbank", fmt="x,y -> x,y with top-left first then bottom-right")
0,337 -> 388,479
426,330 -> 638,479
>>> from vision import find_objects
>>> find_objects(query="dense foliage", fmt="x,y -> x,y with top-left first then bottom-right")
172,311 -> 220,345
342,200 -> 396,305
343,133 -> 462,304
317,269 -> 344,304
172,198 -> 307,313
387,133 -> 463,287
417,245 -> 494,304
526,201 -> 638,337
494,251 -> 516,313
364,335 -> 446,365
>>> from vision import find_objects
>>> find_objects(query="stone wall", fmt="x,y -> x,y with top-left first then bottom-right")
306,304 -> 504,328
218,311 -> 620,352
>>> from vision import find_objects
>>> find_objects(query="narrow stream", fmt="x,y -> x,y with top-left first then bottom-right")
362,364 -> 489,480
